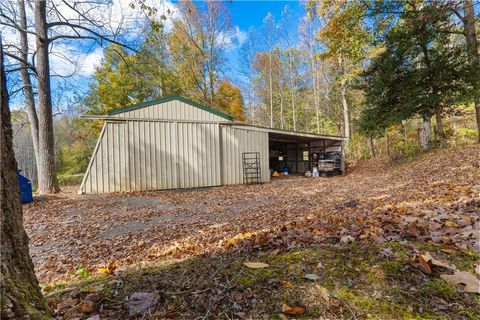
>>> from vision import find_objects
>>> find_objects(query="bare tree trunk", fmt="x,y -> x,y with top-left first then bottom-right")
208,50 -> 215,104
35,1 -> 59,194
289,51 -> 296,131
369,137 -> 376,158
268,52 -> 273,128
386,130 -> 390,156
341,84 -> 350,140
248,90 -> 256,125
435,108 -> 446,147
463,0 -> 480,143
18,0 -> 40,171
339,56 -> 350,144
311,53 -> 320,134
420,114 -> 431,150
1,36 -> 49,320
402,120 -> 407,147
280,94 -> 284,129
251,102 -> 256,125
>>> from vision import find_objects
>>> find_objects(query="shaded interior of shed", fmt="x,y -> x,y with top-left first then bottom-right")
268,132 -> 342,175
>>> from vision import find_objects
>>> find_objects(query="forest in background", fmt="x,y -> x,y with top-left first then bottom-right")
4,0 -> 479,190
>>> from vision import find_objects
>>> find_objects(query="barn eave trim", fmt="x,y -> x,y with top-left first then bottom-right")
106,95 -> 234,121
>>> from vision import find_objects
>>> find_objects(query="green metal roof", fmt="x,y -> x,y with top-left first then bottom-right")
107,95 -> 234,121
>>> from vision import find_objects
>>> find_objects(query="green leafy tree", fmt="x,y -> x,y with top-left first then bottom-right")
169,0 -> 235,105
309,0 -> 371,143
359,2 -> 472,148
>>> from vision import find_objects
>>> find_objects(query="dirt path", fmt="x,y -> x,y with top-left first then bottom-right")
24,146 -> 479,284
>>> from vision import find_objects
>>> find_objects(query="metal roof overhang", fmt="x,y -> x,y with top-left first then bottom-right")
229,124 -> 345,144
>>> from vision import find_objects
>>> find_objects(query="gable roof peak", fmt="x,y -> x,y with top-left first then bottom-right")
107,95 -> 233,121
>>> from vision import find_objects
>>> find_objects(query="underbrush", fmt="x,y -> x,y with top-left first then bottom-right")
57,174 -> 83,186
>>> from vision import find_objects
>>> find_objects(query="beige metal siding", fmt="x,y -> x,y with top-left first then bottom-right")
176,122 -> 221,188
80,120 -> 222,194
220,125 -> 269,185
113,99 -> 227,122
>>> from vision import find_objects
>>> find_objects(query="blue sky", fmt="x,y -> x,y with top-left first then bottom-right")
228,0 -> 304,30
4,0 -> 307,112
224,0 -> 305,79
63,1 -> 306,112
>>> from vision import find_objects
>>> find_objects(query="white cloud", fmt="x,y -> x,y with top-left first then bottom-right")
46,0 -> 178,40
219,26 -> 248,51
235,26 -> 248,47
48,43 -> 77,77
78,48 -> 104,77
48,44 -> 103,78
2,0 -> 246,79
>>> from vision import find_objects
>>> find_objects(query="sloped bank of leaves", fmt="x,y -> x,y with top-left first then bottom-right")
24,145 -> 479,285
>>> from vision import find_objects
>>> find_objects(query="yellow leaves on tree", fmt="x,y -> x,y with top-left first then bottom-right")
94,45 -> 140,115
314,0 -> 369,62
215,79 -> 246,121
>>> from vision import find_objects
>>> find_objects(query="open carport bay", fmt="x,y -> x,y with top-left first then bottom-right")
268,130 -> 343,176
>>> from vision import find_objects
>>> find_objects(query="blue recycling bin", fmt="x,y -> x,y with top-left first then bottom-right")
17,170 -> 33,203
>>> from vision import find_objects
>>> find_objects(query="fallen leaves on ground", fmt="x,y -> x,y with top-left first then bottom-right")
304,273 -> 320,281
281,304 -> 305,316
243,262 -> 269,269
24,145 -> 480,284
78,300 -> 96,313
48,242 -> 479,319
418,253 -> 432,274
440,271 -> 480,294
315,284 -> 330,304
127,292 -> 159,316
280,280 -> 293,288
97,261 -> 117,275
419,252 -> 457,271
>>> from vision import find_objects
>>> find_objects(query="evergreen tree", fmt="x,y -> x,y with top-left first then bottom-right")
359,2 -> 472,144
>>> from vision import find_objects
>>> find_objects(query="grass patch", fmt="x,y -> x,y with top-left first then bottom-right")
380,260 -> 404,274
424,279 -> 457,301
48,241 -> 480,319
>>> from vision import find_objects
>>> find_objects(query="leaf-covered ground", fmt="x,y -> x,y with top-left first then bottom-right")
24,145 -> 480,319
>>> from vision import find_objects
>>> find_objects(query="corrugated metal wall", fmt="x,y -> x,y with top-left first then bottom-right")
79,120 -> 270,194
80,120 -> 222,194
220,126 -> 269,185
176,122 -> 221,188
112,99 -> 227,122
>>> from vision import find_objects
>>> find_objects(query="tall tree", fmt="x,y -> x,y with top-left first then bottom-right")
280,6 -> 298,130
455,0 -> 479,142
253,51 -> 281,128
83,32 -> 182,121
300,13 -> 321,134
311,0 -> 370,144
1,0 -> 139,193
359,2 -> 471,147
1,35 -> 48,320
17,0 -> 39,173
35,0 -> 59,193
239,27 -> 260,124
169,0 -> 234,105
262,12 -> 276,128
